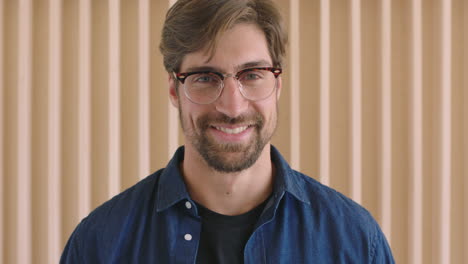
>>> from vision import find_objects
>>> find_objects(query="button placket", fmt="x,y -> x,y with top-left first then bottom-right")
184,201 -> 194,242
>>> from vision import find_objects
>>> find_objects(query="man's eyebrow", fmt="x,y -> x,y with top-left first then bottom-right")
183,60 -> 273,73
184,66 -> 220,73
237,60 -> 272,70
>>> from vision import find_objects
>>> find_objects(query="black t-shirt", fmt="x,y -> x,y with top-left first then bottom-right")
195,199 -> 268,264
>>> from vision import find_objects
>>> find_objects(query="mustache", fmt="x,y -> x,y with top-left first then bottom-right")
197,112 -> 264,129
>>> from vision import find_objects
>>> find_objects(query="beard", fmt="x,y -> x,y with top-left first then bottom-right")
179,108 -> 277,173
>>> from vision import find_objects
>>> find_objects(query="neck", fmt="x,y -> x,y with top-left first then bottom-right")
181,144 -> 274,216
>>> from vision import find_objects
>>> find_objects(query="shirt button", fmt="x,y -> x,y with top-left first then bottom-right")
185,201 -> 192,209
184,234 -> 192,241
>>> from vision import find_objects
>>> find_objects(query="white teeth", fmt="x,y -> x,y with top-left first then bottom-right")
215,126 -> 249,134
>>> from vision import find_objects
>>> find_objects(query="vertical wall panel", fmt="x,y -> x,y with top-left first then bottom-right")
298,0 -> 320,180
350,0 -> 362,203
289,0 -> 300,170
409,0 -> 423,263
4,0 -> 18,263
90,0 -> 109,210
464,2 -> 468,262
78,0 -> 91,221
167,0 -> 179,160
273,0 -> 292,162
330,0 -> 351,197
319,0 -> 330,186
149,0 -> 171,171
391,0 -> 411,261
422,0 -> 436,262
0,1 -> 3,262
121,0 -> 139,190
31,2 -> 50,262
108,0 -> 121,197
439,0 -> 452,263
450,0 -> 464,262
361,0 -> 380,233
379,0 -> 392,243
61,0 -> 80,248
462,1 -> 468,262
138,0 -> 150,178
17,0 -> 32,263
298,0 -> 320,179
48,0 -> 62,262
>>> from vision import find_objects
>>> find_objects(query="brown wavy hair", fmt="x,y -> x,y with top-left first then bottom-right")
159,0 -> 287,73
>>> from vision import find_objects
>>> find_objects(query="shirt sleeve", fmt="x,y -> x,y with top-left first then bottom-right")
370,224 -> 395,264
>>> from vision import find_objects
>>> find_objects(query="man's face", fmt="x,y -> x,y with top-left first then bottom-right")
169,23 -> 282,173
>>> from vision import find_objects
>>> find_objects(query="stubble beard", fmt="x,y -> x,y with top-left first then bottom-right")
179,107 -> 277,173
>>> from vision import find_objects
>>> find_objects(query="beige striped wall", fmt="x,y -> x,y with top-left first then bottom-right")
1,0 -> 466,263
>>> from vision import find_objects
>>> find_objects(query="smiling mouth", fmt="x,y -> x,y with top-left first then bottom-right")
212,125 -> 253,134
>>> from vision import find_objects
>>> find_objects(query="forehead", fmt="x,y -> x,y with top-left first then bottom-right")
179,23 -> 272,73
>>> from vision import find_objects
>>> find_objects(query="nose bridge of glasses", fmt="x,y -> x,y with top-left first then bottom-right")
220,73 -> 242,87
221,72 -> 239,81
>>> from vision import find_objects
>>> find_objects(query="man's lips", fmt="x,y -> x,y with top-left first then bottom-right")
210,124 -> 255,135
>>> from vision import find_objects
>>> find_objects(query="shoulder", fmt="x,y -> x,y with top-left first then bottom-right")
61,169 -> 164,262
286,170 -> 394,262
272,145 -> 376,226
87,169 -> 163,225
291,170 -> 373,223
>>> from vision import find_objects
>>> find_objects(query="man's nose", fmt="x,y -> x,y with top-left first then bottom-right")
215,77 -> 249,118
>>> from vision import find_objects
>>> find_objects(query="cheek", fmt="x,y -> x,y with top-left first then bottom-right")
178,101 -> 193,131
179,101 -> 206,132
255,100 -> 278,127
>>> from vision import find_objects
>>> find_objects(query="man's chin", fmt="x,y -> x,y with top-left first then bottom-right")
210,142 -> 251,153
198,139 -> 264,173
205,155 -> 257,173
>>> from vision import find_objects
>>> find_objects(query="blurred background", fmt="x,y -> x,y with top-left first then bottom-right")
0,0 -> 466,263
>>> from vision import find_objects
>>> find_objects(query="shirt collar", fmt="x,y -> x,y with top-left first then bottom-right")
155,145 -> 310,212
155,146 -> 191,212
270,145 -> 311,205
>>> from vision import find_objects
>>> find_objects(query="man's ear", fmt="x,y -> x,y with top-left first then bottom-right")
276,76 -> 282,101
168,74 -> 179,108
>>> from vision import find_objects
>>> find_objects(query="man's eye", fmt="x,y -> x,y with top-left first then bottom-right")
241,71 -> 264,81
246,74 -> 260,80
193,74 -> 216,83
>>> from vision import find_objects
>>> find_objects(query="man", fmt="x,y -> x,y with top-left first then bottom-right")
61,0 -> 394,263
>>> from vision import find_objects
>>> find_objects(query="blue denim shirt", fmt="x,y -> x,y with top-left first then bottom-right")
61,146 -> 394,263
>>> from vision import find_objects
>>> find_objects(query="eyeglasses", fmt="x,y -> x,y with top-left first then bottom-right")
174,67 -> 282,105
